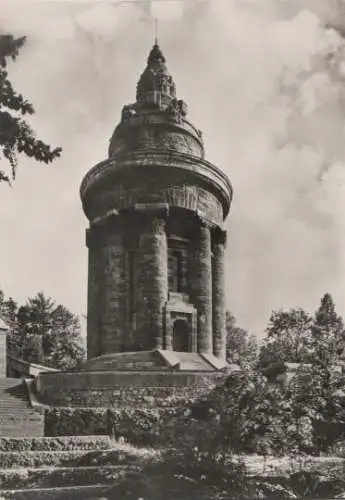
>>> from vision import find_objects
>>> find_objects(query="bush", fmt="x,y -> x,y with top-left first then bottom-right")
105,447 -> 252,500
45,408 -> 109,437
0,436 -> 112,452
0,451 -> 86,469
45,408 -> 168,446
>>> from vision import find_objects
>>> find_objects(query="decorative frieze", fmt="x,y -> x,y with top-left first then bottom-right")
88,184 -> 223,228
80,150 -> 232,222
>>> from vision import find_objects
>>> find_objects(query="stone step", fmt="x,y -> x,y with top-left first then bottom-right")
0,464 -> 130,490
174,353 -> 213,370
0,377 -> 43,436
0,483 -> 110,499
0,436 -> 113,453
83,351 -> 161,371
0,378 -> 24,387
0,401 -> 32,408
0,405 -> 30,411
0,450 -> 114,469
0,394 -> 28,399
0,412 -> 43,420
0,422 -> 44,438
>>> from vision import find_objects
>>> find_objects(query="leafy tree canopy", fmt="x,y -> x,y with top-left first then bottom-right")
0,287 -> 85,370
258,294 -> 345,385
311,293 -> 345,367
0,34 -> 61,183
261,307 -> 313,365
226,311 -> 258,366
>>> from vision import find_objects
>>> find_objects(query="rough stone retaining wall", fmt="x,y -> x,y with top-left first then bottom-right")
44,406 -> 194,447
36,370 -> 220,407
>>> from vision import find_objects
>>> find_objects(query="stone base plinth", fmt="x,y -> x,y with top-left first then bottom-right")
81,350 -> 168,371
33,350 -> 228,408
35,369 -> 223,408
80,350 -> 227,372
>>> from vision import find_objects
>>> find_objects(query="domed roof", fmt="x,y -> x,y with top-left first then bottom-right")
136,43 -> 176,106
80,42 -> 233,224
108,42 -> 204,160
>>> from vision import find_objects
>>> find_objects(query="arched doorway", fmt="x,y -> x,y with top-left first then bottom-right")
172,319 -> 190,352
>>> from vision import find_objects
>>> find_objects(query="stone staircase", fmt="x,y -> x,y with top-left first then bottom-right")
0,378 -> 44,437
0,436 -> 131,499
173,352 -> 213,371
82,351 -> 163,371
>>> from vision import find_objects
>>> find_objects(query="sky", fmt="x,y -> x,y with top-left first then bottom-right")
0,0 -> 345,338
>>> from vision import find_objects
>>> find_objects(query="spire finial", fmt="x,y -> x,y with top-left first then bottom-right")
154,17 -> 158,45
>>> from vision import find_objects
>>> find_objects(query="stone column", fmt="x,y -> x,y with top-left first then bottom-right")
135,203 -> 169,351
212,228 -> 227,360
86,227 -> 101,359
99,217 -> 125,354
195,218 -> 213,354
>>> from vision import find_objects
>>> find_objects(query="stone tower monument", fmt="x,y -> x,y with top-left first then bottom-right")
80,43 -> 233,370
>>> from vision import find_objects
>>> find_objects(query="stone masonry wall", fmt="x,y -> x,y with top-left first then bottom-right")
36,370 -> 220,407
39,385 -> 213,408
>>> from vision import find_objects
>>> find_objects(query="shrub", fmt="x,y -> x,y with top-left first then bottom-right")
105,447 -> 252,500
0,436 -> 112,452
0,451 -> 86,469
45,408 -> 108,437
45,407 -> 166,446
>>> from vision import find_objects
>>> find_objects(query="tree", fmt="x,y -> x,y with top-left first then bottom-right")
26,292 -> 55,361
226,311 -> 257,366
6,290 -> 85,369
258,308 -> 312,383
305,294 -> 345,448
0,295 -> 18,324
49,305 -> 86,370
0,34 -> 61,182
0,294 -> 19,358
311,293 -> 345,367
264,308 -> 313,363
14,304 -> 32,359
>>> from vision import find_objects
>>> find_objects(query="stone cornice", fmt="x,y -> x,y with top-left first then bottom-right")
90,209 -> 119,228
80,150 -> 233,219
